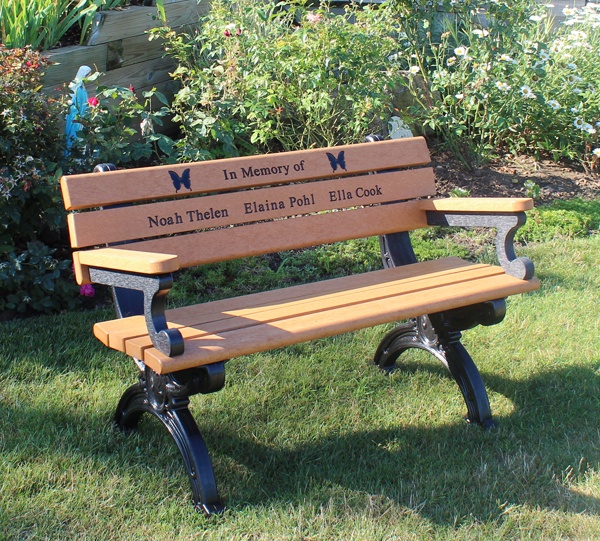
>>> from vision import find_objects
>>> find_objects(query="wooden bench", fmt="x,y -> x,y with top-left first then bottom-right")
60,136 -> 540,515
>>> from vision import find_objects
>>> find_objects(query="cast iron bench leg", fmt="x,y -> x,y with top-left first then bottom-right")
374,312 -> 499,429
114,364 -> 227,515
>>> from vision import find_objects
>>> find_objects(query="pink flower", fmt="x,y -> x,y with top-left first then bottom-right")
306,12 -> 322,23
236,28 -> 242,36
129,84 -> 135,93
224,29 -> 232,37
80,284 -> 95,297
87,96 -> 99,107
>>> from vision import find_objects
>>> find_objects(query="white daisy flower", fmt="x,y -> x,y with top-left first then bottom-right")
547,100 -> 561,110
409,65 -> 420,74
499,54 -> 515,63
454,46 -> 468,56
447,56 -> 457,66
574,117 -> 585,129
520,85 -> 536,99
539,50 -> 550,61
592,148 -> 600,157
495,81 -> 511,92
569,30 -> 587,41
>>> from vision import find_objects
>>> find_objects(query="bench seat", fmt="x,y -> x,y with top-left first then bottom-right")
94,257 -> 539,374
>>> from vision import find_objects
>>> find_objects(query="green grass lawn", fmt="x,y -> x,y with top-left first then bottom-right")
1,235 -> 599,540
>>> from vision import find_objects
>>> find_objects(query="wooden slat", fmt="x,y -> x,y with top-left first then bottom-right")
73,202 -> 428,282
91,257 -> 540,368
42,45 -> 108,90
60,138 -> 431,210
93,257 -> 477,347
143,274 -> 540,374
96,55 -> 177,96
420,197 -> 534,213
122,265 -> 512,360
67,168 -> 435,247
136,267 -> 539,374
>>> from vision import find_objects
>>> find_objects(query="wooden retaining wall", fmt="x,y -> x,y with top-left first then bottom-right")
41,0 -> 209,99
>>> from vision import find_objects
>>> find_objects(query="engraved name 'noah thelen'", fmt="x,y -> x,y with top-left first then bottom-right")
148,208 -> 229,228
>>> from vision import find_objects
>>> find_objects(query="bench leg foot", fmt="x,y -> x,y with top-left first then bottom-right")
374,315 -> 496,429
114,365 -> 226,515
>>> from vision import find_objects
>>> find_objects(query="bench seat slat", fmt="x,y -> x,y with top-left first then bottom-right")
94,257 -> 480,348
116,263 -> 507,358
93,258 -> 539,374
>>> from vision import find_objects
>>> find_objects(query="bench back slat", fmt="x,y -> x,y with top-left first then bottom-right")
67,167 -> 435,248
62,137 -> 436,274
97,201 -> 429,267
61,138 -> 431,210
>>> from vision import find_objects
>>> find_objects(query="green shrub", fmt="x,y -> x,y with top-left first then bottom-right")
0,46 -> 80,316
0,47 -> 176,318
152,0 -> 399,160
64,80 -> 174,170
391,0 -> 600,169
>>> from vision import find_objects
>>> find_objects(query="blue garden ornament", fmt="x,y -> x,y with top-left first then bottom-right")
65,65 -> 92,154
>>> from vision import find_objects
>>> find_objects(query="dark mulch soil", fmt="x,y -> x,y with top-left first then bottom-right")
432,149 -> 600,204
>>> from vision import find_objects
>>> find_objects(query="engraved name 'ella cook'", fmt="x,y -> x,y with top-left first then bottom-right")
329,184 -> 383,202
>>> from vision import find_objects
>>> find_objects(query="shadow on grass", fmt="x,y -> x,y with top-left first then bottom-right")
2,358 -> 599,526
204,364 -> 600,522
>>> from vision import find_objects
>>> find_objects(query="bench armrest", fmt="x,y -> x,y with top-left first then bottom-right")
419,197 -> 534,213
421,197 -> 535,280
74,248 -> 180,285
74,248 -> 183,358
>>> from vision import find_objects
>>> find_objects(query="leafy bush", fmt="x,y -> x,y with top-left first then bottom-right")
390,0 -> 600,169
64,78 -> 174,170
152,0 -> 399,159
0,46 -> 80,316
0,241 -> 77,315
0,45 -> 177,318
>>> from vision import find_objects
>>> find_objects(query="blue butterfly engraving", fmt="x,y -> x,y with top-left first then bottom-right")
169,168 -> 192,193
326,151 -> 347,172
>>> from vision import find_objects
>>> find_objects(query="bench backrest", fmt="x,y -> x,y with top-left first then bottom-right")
61,137 -> 435,274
